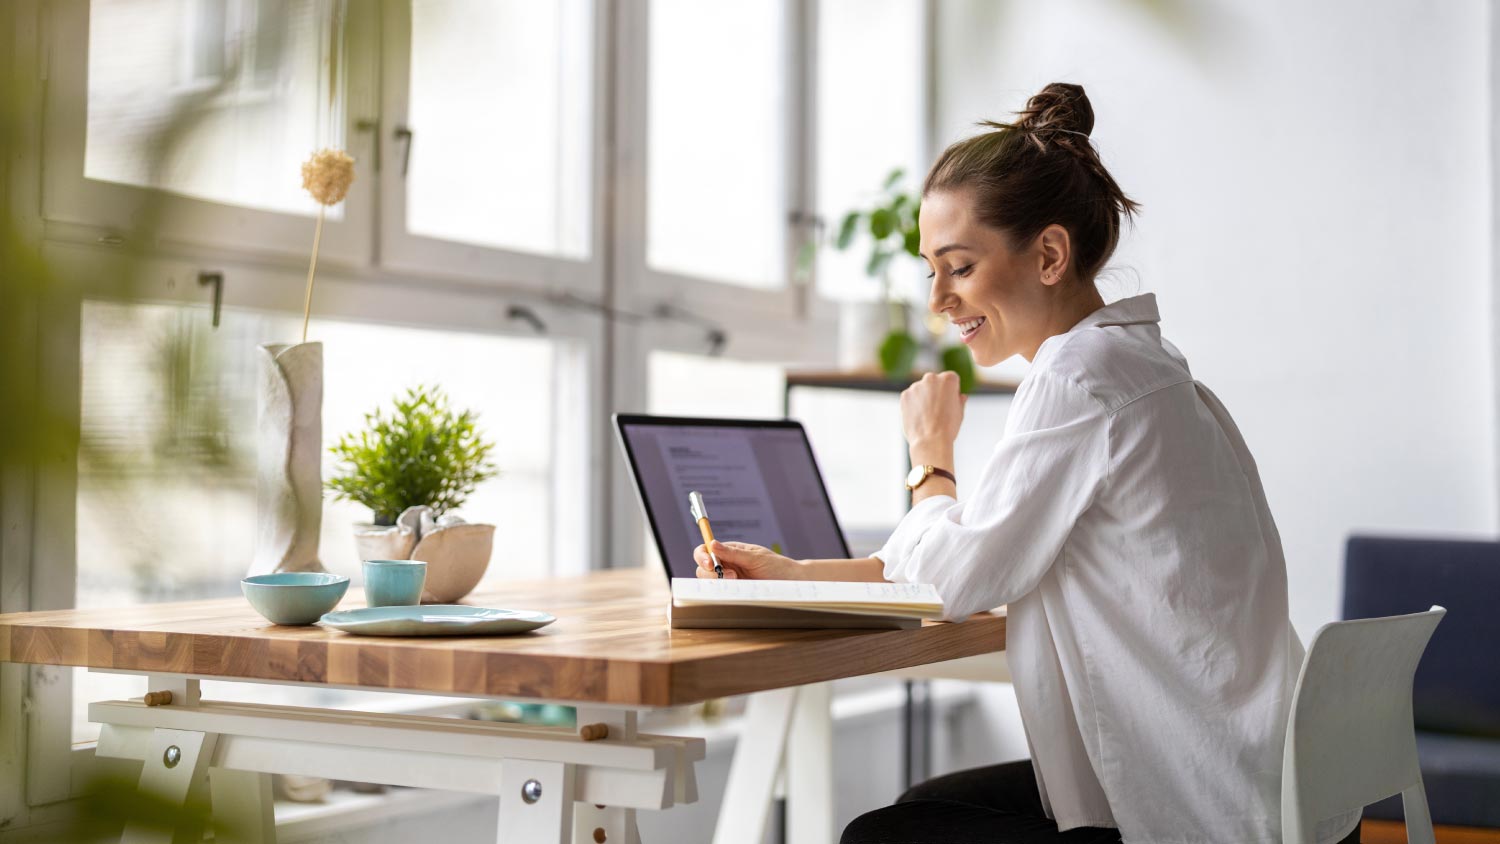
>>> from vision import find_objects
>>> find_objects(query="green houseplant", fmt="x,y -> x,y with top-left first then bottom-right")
326,385 -> 497,526
832,168 -> 976,392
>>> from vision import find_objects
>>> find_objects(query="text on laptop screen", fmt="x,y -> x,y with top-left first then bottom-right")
619,422 -> 848,579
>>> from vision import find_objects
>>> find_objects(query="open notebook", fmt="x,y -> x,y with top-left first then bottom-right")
669,578 -> 946,629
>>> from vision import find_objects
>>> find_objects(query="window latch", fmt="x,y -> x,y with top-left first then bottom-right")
199,271 -> 223,328
394,126 -> 414,178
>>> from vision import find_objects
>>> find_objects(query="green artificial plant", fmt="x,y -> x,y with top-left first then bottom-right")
326,385 -> 498,526
832,168 -> 975,392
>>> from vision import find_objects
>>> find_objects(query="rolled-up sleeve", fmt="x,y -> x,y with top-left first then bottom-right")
871,373 -> 1110,621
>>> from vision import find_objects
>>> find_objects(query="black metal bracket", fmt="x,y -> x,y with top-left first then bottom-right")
198,271 -> 223,328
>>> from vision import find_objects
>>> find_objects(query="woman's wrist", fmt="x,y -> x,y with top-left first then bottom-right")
908,439 -> 955,472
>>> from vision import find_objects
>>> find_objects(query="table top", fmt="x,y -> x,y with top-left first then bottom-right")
0,568 -> 1005,707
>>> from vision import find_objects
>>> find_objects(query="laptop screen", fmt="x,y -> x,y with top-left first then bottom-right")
614,415 -> 852,580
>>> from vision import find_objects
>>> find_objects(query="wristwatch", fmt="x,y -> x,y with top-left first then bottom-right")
905,464 -> 956,491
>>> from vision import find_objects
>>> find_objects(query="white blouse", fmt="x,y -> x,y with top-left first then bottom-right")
874,294 -> 1314,844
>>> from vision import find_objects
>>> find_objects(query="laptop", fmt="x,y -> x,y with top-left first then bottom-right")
613,413 -> 852,583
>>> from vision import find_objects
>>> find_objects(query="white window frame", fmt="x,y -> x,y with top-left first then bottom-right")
41,0 -> 380,267
611,0 -> 822,324
374,0 -> 611,298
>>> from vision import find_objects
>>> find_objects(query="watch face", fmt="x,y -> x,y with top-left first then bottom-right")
905,465 -> 927,488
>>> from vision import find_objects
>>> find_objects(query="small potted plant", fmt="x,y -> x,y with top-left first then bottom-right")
832,168 -> 975,391
327,385 -> 498,602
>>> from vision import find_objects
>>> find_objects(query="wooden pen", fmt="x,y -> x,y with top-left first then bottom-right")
688,491 -> 723,578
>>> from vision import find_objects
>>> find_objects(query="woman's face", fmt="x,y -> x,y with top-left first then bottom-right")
918,188 -> 1070,367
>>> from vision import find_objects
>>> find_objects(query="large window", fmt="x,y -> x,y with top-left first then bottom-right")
405,0 -> 594,259
815,0 -> 928,303
85,0 -> 345,216
26,0 -> 933,804
646,1 -> 789,289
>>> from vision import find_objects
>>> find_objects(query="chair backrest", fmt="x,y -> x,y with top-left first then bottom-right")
1344,535 -> 1500,736
1282,606 -> 1445,844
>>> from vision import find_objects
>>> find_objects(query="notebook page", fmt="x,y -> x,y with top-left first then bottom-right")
671,578 -> 942,610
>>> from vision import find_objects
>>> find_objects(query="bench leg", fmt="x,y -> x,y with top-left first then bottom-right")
211,769 -> 275,844
785,682 -> 833,844
121,728 -> 218,844
713,687 -> 798,844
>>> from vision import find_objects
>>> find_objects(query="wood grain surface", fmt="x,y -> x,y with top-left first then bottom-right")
0,568 -> 1005,706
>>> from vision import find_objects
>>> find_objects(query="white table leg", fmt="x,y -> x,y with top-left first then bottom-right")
574,707 -> 642,844
713,687 -> 798,844
499,759 -> 575,844
210,769 -> 275,844
785,682 -> 833,844
121,728 -> 218,844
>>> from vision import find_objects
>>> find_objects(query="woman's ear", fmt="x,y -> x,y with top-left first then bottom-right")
1037,224 -> 1071,287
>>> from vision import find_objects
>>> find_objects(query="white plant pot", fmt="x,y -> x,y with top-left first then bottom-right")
838,300 -> 909,371
249,342 -> 326,576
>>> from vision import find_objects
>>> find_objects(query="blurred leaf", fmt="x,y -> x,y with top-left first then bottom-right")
869,207 -> 895,240
903,227 -> 921,258
835,211 -> 861,250
879,331 -> 920,379
866,248 -> 894,279
883,168 -> 905,190
940,345 -> 977,394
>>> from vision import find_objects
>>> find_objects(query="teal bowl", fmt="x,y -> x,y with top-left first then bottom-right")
241,572 -> 350,625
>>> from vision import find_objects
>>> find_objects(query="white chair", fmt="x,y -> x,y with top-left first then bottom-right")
1282,605 -> 1446,844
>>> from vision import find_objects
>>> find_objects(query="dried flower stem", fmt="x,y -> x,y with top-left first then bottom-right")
300,205 -> 325,344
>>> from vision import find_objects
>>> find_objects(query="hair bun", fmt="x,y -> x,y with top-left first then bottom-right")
1016,82 -> 1095,140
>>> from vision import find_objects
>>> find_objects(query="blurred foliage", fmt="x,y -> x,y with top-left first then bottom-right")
831,167 -> 973,391
326,385 -> 498,526
834,167 -> 923,288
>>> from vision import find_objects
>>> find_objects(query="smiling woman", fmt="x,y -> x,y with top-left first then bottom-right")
917,82 -> 1141,369
694,82 -> 1331,844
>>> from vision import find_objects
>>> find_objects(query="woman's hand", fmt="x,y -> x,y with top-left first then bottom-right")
694,541 -> 802,580
900,371 -> 967,457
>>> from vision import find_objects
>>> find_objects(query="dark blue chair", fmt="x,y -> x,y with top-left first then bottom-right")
1343,535 -> 1500,828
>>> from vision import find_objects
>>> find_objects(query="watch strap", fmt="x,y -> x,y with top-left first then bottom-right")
907,464 -> 956,491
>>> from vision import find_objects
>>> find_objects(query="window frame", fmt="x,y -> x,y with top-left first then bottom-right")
610,0 -> 821,324
374,0 -> 612,298
41,0 -> 381,267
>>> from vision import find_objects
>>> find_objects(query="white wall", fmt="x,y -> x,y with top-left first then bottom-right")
934,0 -> 1497,640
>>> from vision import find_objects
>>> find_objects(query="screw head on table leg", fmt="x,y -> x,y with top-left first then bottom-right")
521,778 -> 543,804
163,745 -> 182,768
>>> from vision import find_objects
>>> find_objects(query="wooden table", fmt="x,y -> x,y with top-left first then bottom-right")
0,569 -> 1005,843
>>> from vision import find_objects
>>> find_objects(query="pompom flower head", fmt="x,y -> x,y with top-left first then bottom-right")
301,149 -> 356,206
297,148 -> 355,342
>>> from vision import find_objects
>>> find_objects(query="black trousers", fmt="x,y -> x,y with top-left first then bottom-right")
841,759 -> 1363,844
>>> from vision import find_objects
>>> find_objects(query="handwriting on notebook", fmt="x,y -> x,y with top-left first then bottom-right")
671,578 -> 941,606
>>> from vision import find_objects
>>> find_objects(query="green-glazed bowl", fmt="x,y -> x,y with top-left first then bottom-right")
241,572 -> 350,625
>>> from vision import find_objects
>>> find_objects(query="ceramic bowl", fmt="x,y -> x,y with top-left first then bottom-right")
241,572 -> 350,625
411,523 -> 496,603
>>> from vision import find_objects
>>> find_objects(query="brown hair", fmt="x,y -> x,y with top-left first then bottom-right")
923,82 -> 1140,282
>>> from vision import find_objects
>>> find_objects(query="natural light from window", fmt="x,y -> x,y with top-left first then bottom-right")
85,0 -> 343,216
407,0 -> 594,258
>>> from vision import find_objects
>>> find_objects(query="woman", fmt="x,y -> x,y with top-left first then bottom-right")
694,83 -> 1349,844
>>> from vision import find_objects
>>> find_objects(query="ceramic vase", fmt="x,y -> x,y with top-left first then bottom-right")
249,342 -> 326,576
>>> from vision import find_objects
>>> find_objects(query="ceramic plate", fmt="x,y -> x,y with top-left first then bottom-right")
319,605 -> 556,637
